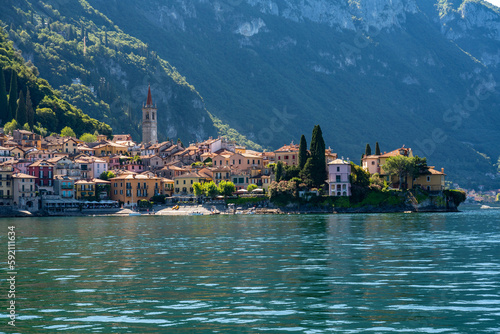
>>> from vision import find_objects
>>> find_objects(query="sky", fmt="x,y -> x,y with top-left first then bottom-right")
485,0 -> 500,8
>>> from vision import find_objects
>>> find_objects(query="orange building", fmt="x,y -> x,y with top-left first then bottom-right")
109,173 -> 163,206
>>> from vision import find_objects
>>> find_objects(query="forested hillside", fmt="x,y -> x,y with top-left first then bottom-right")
0,27 -> 111,137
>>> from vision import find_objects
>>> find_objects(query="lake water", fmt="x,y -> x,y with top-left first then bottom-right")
1,208 -> 500,333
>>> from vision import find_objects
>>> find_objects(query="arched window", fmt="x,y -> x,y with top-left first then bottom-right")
152,112 -> 155,120
146,113 -> 149,120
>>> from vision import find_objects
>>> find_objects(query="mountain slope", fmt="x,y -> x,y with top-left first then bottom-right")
88,0 -> 500,188
0,27 -> 111,137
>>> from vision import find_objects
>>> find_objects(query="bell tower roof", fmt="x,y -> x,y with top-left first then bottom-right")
146,84 -> 153,107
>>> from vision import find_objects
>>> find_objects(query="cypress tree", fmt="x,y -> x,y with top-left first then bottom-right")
365,143 -> 372,156
0,66 -> 9,125
375,142 -> 381,155
7,70 -> 18,122
309,125 -> 326,187
16,90 -> 27,127
275,161 -> 284,182
298,134 -> 308,170
26,87 -> 35,129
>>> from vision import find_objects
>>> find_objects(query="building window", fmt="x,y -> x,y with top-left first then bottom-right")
371,161 -> 375,165
152,112 -> 155,120
336,175 -> 341,182
337,167 -> 340,172
146,113 -> 149,120
427,176 -> 431,182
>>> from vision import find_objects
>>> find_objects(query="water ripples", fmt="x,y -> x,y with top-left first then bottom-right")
1,211 -> 499,333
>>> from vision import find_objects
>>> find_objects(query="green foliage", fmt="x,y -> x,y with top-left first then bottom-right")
382,155 -> 412,189
150,194 -> 166,204
204,181 -> 219,199
25,87 -> 34,129
61,126 -> 76,138
369,173 -> 384,190
218,180 -> 236,197
0,26 -> 112,136
99,170 -> 115,181
283,164 -> 300,181
193,182 -> 204,197
358,190 -> 403,207
308,125 -> 326,188
298,134 -> 308,170
226,196 -> 264,205
137,199 -> 153,209
365,143 -> 372,156
444,189 -> 466,207
375,142 -> 381,156
0,65 -> 8,124
247,184 -> 258,192
3,118 -> 17,134
268,180 -> 296,205
350,162 -> 371,188
80,133 -> 97,142
15,89 -> 27,126
274,161 -> 284,182
7,69 -> 17,122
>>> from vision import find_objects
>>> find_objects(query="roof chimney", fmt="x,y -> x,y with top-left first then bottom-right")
441,168 -> 444,173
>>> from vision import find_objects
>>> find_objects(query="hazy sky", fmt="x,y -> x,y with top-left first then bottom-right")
485,0 -> 500,8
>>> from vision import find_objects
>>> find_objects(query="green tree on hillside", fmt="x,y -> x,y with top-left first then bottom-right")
16,90 -> 27,126
305,125 -> 326,188
7,70 -> 17,122
0,66 -> 8,125
3,119 -> 18,134
274,161 -> 284,182
26,87 -> 34,129
298,134 -> 308,170
80,133 -> 97,143
61,126 -> 76,138
365,143 -> 372,156
375,142 -> 381,155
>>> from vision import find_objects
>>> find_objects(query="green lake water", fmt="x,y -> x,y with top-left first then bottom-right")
1,207 -> 499,333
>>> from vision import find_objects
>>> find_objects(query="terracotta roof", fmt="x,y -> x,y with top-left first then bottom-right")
428,167 -> 446,175
275,143 -> 299,152
379,147 -> 412,158
28,160 -> 54,167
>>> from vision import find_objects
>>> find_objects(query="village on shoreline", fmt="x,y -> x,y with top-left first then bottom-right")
0,88 -> 466,217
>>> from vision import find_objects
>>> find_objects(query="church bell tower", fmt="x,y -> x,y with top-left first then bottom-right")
142,85 -> 157,144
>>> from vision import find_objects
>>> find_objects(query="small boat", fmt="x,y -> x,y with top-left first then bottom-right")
480,205 -> 494,209
129,212 -> 141,216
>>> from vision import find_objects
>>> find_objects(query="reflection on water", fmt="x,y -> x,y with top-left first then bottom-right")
1,211 -> 499,333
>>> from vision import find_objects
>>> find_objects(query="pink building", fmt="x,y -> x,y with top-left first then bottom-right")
327,159 -> 351,197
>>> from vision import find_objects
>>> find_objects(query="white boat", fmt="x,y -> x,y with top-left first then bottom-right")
129,212 -> 141,216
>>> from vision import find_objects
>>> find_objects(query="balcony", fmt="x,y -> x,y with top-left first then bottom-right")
61,184 -> 74,189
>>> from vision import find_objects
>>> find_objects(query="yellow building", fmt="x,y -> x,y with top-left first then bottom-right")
173,172 -> 210,196
412,167 -> 446,191
109,173 -> 163,206
0,164 -> 14,205
93,142 -> 128,156
162,178 -> 174,196
75,180 -> 96,200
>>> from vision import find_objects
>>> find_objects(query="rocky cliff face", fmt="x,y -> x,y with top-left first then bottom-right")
246,0 -> 418,30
